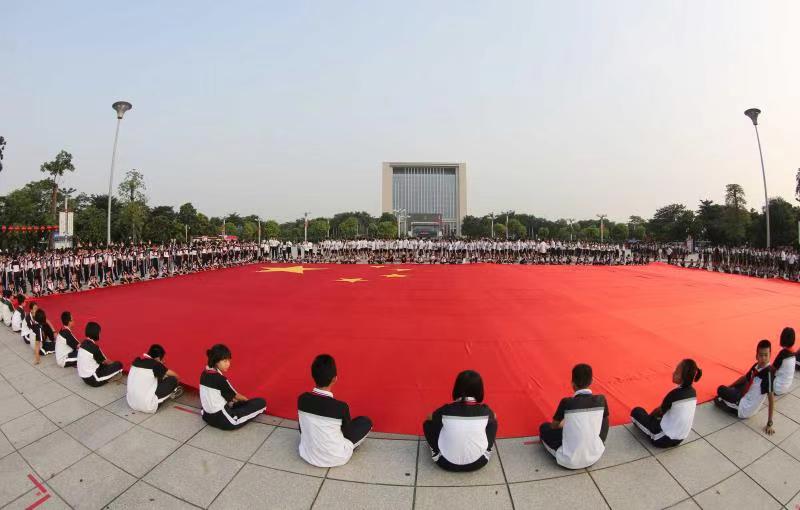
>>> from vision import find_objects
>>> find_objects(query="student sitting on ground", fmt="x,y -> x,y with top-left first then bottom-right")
77,322 -> 124,387
539,363 -> 609,469
631,359 -> 702,447
0,290 -> 13,327
127,344 -> 183,413
22,302 -> 37,345
716,339 -> 775,435
298,354 -> 373,467
773,327 -> 796,395
422,370 -> 497,472
31,309 -> 56,364
55,311 -> 80,368
10,294 -> 24,333
199,344 -> 266,430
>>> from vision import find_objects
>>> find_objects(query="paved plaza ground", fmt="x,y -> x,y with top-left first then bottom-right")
0,328 -> 799,509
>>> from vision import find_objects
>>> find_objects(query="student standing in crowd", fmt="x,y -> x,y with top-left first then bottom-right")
77,322 -> 124,387
55,311 -> 79,368
199,344 -> 266,430
297,354 -> 373,467
422,370 -> 498,472
630,359 -> 702,447
539,364 -> 609,469
127,344 -> 182,413
773,327 -> 796,395
716,339 -> 776,435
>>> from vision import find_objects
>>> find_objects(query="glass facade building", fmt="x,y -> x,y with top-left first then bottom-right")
382,163 -> 467,236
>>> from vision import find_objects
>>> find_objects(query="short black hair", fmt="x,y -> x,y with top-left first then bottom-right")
28,301 -> 38,310
572,363 -> 593,389
452,370 -> 484,402
206,344 -> 231,367
311,354 -> 337,387
34,309 -> 46,324
147,344 -> 166,359
61,311 -> 72,326
85,322 -> 101,341
780,327 -> 795,348
757,339 -> 771,353
2,290 -> 10,298
16,294 -> 25,304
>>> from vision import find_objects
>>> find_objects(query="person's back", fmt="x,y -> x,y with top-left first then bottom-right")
10,295 -> 24,333
773,327 -> 796,395
298,389 -> 355,467
539,364 -> 609,470
55,312 -> 79,368
127,345 -> 180,413
298,354 -> 372,468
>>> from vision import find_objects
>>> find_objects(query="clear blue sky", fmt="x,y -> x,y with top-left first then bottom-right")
2,1 -> 798,221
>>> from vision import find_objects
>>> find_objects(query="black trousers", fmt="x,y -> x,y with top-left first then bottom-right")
539,422 -> 563,452
203,398 -> 267,430
155,376 -> 179,400
630,407 -> 682,448
63,349 -> 78,368
717,383 -> 744,415
343,416 -> 372,447
423,419 -> 494,472
82,361 -> 124,387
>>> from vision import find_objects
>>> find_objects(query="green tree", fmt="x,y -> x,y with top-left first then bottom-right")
508,218 -> 526,239
648,204 -> 694,242
40,150 -> 75,243
582,226 -> 600,241
74,205 -> 106,245
338,217 -> 359,239
117,170 -> 148,243
376,220 -> 398,239
611,223 -> 629,241
263,220 -> 280,238
307,219 -> 329,242
537,227 -> 550,239
752,197 -> 798,247
494,223 -> 507,239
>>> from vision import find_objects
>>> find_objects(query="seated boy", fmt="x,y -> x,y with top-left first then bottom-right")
10,294 -> 24,333
0,290 -> 13,326
539,363 -> 609,469
716,339 -> 776,435
297,354 -> 372,467
127,344 -> 182,413
77,322 -> 124,387
55,311 -> 80,368
773,328 -> 796,395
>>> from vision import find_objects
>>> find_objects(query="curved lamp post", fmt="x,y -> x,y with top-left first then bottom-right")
744,108 -> 770,248
107,101 -> 133,246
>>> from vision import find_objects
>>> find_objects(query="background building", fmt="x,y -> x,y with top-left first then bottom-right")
381,162 -> 467,237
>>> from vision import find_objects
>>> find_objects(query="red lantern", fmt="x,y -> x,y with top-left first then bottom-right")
1,226 -> 5,232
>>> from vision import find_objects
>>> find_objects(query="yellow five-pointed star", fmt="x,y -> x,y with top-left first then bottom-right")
382,273 -> 407,278
337,277 -> 367,283
257,266 -> 327,274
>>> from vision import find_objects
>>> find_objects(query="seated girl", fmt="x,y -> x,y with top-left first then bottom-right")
199,344 -> 266,430
422,370 -> 498,472
630,359 -> 702,447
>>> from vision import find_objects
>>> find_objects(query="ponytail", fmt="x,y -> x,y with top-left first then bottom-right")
679,358 -> 701,386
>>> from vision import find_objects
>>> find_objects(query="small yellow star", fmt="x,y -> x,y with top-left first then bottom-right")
395,268 -> 412,272
257,266 -> 327,274
370,265 -> 385,268
337,278 -> 367,283
382,273 -> 407,278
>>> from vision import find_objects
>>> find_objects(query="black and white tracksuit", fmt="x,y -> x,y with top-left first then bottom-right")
55,327 -> 79,368
127,354 -> 178,413
297,388 -> 372,467
77,339 -> 123,387
540,389 -> 609,469
199,368 -> 266,430
773,348 -> 796,395
423,397 -> 498,472
631,384 -> 697,447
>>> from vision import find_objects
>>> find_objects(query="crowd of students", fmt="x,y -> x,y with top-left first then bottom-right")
1,291 -> 797,471
0,241 -> 260,296
669,246 -> 800,281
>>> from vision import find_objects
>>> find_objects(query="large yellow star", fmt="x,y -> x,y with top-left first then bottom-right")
337,277 -> 367,283
382,273 -> 407,278
257,266 -> 327,274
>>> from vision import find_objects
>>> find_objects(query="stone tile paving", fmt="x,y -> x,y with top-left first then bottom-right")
0,327 -> 798,509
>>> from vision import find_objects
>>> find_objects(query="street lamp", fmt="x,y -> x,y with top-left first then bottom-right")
392,209 -> 406,239
303,212 -> 309,244
490,212 -> 495,238
502,210 -> 515,240
597,214 -> 607,243
107,101 -> 132,246
744,108 -> 771,248
567,218 -> 575,242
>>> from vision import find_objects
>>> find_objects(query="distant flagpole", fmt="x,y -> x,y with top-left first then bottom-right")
304,212 -> 309,243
